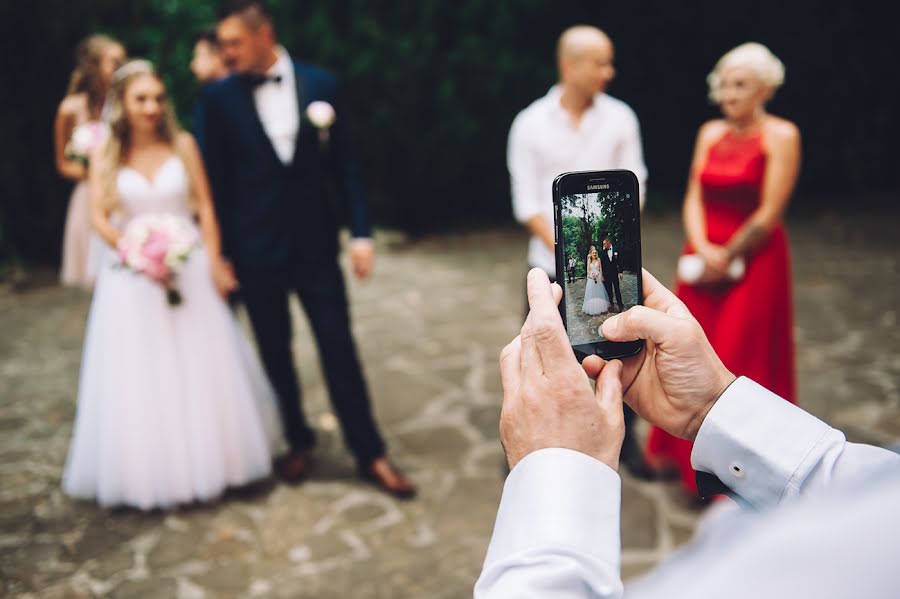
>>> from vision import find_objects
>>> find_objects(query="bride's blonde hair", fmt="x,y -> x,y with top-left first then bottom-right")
97,59 -> 185,214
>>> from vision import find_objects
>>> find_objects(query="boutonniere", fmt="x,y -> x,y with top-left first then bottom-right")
305,101 -> 336,147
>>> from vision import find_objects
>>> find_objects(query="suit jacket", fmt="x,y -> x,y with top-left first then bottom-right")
198,62 -> 370,270
599,247 -> 620,279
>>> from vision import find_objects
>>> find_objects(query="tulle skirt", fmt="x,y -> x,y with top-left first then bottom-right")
60,182 -> 102,287
63,244 -> 282,510
582,276 -> 610,315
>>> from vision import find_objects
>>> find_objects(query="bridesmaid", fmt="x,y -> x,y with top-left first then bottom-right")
646,43 -> 801,496
54,34 -> 126,286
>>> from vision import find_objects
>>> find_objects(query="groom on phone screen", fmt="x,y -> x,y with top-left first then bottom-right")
600,235 -> 624,311
199,0 -> 415,498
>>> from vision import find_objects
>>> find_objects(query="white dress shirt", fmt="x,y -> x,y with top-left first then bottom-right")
507,86 -> 648,277
254,46 -> 300,165
475,377 -> 900,598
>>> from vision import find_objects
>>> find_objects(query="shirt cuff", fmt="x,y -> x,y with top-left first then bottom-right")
483,448 -> 621,570
350,237 -> 374,248
691,377 -> 831,509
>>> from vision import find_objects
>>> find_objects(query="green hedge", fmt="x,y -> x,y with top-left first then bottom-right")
2,0 -> 897,265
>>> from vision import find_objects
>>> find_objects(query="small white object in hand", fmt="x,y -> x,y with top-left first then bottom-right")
306,101 -> 336,129
677,254 -> 705,284
677,254 -> 745,284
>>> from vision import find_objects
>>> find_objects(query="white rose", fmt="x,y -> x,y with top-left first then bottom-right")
306,101 -> 336,129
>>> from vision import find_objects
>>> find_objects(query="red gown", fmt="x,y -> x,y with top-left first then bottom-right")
646,130 -> 797,493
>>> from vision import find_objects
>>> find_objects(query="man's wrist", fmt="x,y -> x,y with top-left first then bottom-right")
686,371 -> 737,441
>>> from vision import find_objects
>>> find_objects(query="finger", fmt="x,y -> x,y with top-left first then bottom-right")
526,268 -> 563,323
582,354 -> 606,380
601,304 -> 676,343
595,359 -> 624,414
499,336 -> 522,396
550,282 -> 563,306
639,269 -> 690,317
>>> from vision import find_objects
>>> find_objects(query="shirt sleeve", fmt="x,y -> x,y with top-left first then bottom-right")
507,113 -> 543,225
692,376 -> 900,509
474,448 -> 624,598
617,107 -> 648,209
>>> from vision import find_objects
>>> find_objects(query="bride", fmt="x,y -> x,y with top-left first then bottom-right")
62,60 -> 281,510
582,246 -> 611,315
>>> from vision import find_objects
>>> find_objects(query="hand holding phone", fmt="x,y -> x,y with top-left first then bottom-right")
553,170 -> 644,361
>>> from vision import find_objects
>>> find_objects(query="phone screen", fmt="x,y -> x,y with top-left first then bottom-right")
558,189 -> 641,347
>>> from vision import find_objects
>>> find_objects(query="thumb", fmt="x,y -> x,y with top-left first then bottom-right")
601,305 -> 673,343
595,359 -> 623,415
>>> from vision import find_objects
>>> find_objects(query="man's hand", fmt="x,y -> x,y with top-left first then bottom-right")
211,255 -> 239,298
582,269 -> 735,441
349,239 -> 375,281
499,268 -> 625,471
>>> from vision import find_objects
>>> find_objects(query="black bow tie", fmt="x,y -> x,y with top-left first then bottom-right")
245,73 -> 283,88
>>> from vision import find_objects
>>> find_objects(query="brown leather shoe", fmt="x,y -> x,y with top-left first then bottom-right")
362,457 -> 417,499
275,448 -> 312,484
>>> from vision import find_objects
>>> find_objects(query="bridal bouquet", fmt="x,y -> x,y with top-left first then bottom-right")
65,121 -> 109,167
588,271 -> 599,282
117,214 -> 198,306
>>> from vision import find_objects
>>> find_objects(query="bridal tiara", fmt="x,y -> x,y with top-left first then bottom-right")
112,59 -> 156,85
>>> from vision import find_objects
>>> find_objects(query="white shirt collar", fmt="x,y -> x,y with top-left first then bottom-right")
546,84 -> 604,119
266,46 -> 293,81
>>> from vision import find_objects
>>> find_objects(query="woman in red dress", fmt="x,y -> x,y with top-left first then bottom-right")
646,43 -> 802,495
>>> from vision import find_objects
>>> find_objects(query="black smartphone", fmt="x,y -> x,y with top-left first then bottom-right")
552,170 -> 644,361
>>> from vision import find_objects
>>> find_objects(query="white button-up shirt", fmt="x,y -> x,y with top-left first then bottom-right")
507,86 -> 648,277
254,46 -> 299,164
475,377 -> 900,598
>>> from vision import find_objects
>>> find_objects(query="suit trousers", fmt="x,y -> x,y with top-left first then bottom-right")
604,276 -> 624,307
237,259 -> 385,465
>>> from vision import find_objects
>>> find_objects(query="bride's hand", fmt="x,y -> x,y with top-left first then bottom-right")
211,256 -> 239,298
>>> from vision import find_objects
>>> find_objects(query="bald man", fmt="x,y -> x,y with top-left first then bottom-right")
507,25 -> 651,478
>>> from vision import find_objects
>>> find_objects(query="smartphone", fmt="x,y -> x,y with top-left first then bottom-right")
553,170 -> 644,361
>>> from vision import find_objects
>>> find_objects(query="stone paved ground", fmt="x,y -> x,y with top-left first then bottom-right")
565,273 -> 639,344
2,210 -> 899,598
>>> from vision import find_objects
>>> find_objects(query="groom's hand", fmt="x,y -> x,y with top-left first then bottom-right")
499,268 -> 625,471
349,239 -> 375,281
582,269 -> 735,441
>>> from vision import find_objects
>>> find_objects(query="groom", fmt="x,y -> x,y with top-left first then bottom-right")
600,235 -> 624,312
199,0 -> 415,498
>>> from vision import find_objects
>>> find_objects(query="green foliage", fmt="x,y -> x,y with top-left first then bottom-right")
2,0 -> 898,264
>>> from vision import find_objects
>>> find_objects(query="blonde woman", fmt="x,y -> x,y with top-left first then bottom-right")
646,43 -> 801,496
582,246 -> 610,315
54,34 -> 126,286
62,60 -> 281,510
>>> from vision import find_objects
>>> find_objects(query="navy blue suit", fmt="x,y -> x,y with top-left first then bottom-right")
198,62 -> 384,464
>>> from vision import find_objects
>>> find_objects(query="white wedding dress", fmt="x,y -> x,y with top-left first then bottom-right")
63,155 -> 282,510
582,260 -> 610,315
